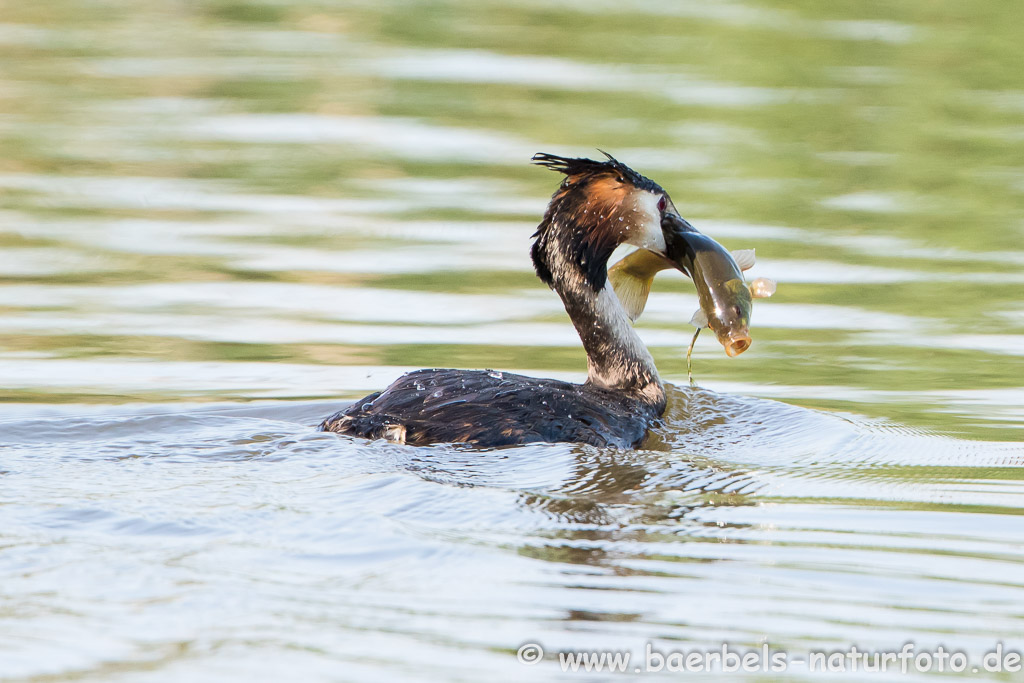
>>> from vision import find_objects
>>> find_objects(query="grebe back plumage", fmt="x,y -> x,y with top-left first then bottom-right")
320,152 -> 694,448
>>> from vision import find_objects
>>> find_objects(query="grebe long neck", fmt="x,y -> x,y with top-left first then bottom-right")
542,236 -> 665,408
529,151 -> 675,410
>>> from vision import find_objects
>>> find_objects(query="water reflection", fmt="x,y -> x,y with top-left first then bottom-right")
4,388 -> 1024,679
2,0 -> 1024,678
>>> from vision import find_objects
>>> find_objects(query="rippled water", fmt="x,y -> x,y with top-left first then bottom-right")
2,0 -> 1023,680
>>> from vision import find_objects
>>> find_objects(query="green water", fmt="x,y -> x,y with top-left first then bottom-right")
2,1 -> 1024,680
3,0 -> 1022,439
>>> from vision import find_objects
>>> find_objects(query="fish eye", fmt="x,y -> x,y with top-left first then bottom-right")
657,196 -> 667,212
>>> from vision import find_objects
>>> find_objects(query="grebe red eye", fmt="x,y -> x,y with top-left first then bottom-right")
657,196 -> 667,212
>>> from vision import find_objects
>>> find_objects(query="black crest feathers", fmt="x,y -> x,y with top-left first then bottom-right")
531,151 -> 662,193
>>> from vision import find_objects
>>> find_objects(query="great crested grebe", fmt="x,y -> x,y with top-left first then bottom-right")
320,152 -> 696,448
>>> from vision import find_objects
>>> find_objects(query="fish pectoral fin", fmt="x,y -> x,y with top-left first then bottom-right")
749,277 -> 777,299
689,308 -> 709,328
731,248 -> 756,271
608,267 -> 653,322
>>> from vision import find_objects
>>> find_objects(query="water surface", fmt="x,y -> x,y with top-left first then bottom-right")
2,0 -> 1023,679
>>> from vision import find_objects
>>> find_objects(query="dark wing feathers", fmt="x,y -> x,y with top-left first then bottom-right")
320,369 -> 655,448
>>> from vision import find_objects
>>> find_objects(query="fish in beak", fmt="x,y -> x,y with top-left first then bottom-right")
672,230 -> 754,358
608,214 -> 776,362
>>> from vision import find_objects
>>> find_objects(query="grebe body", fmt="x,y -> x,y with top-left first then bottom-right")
321,153 -> 694,448
321,368 -> 659,448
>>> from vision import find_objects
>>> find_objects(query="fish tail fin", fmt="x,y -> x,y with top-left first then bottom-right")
608,265 -> 654,322
608,249 -> 673,322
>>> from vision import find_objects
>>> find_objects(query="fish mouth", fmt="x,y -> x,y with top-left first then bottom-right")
723,332 -> 752,357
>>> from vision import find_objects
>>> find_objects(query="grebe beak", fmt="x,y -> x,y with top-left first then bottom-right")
662,212 -> 699,239
660,213 -> 701,274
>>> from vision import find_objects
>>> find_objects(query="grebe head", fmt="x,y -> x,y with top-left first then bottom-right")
531,151 -> 690,291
